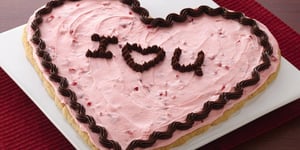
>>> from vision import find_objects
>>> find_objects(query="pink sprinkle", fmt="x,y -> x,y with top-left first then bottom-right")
68,68 -> 76,73
209,55 -> 216,60
87,102 -> 92,106
271,55 -> 277,61
72,39 -> 78,43
159,92 -> 163,96
102,2 -> 111,6
164,91 -> 168,96
162,107 -> 168,110
176,74 -> 179,78
129,11 -> 133,15
121,24 -> 127,28
172,96 -> 177,99
147,25 -> 153,29
134,87 -> 139,91
249,35 -> 253,39
218,29 -> 224,35
224,66 -> 230,70
99,112 -> 103,116
125,130 -> 133,135
76,3 -> 80,7
189,18 -> 194,22
69,30 -> 74,34
47,15 -> 54,22
118,44 -> 122,49
143,85 -> 150,92
78,94 -> 84,99
217,63 -> 222,67
72,81 -> 77,86
221,85 -> 225,91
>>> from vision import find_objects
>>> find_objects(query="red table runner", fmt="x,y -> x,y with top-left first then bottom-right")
0,0 -> 299,149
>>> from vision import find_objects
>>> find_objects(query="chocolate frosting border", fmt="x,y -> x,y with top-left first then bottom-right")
29,0 -> 273,149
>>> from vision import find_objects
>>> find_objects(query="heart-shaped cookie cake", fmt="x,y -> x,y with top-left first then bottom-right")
23,0 -> 280,149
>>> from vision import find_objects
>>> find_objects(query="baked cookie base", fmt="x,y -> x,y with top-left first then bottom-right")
22,28 -> 280,150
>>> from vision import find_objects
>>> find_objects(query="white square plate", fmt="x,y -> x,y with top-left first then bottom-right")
1,1 -> 300,149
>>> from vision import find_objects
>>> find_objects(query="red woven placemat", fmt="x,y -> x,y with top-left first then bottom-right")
0,0 -> 299,149
0,70 -> 73,149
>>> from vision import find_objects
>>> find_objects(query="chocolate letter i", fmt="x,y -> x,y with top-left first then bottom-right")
86,33 -> 118,59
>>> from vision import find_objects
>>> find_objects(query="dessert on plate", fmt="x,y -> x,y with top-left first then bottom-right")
23,0 -> 280,149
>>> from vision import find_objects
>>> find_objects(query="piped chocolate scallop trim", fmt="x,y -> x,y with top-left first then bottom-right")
125,5 -> 273,150
30,0 -> 122,150
30,0 -> 273,150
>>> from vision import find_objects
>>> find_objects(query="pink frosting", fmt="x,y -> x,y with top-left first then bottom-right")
26,0 -> 280,149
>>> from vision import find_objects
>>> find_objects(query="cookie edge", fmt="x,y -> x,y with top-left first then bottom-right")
22,27 -> 280,150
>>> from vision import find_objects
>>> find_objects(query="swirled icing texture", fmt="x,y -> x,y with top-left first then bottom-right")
27,0 -> 280,149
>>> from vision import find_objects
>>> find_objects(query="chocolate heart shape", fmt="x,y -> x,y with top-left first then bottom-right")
122,43 -> 166,72
25,0 -> 280,150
